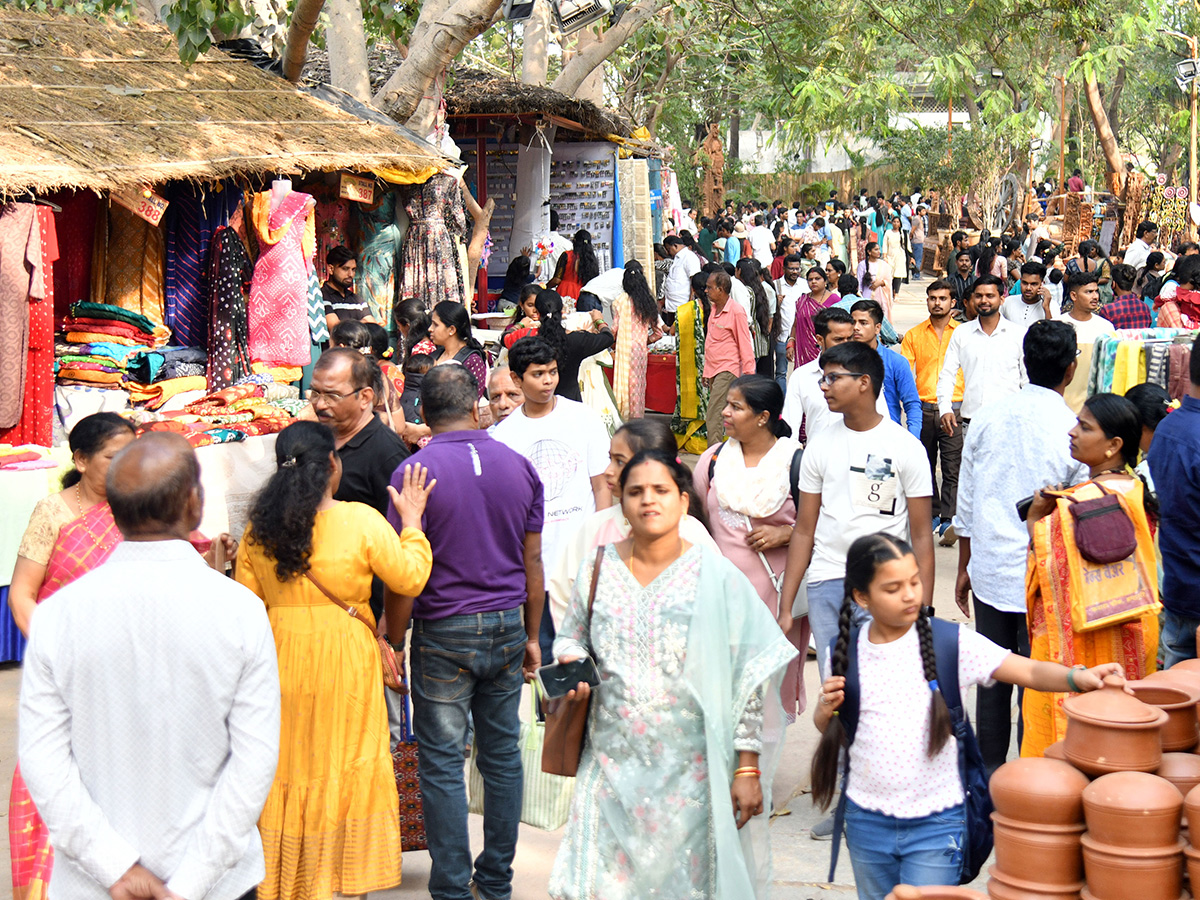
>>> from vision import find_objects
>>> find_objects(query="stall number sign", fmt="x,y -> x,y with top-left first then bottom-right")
112,189 -> 169,226
340,173 -> 375,204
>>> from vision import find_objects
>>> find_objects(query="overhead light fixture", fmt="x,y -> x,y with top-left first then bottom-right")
503,0 -> 536,21
552,0 -> 614,34
1030,138 -> 1044,151
1177,58 -> 1199,82
1178,75 -> 1192,94
991,67 -> 1003,79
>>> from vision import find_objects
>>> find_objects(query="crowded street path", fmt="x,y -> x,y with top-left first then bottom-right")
0,280 -> 997,899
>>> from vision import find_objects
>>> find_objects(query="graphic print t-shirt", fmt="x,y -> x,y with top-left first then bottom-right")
799,417 -> 932,582
493,396 -> 610,578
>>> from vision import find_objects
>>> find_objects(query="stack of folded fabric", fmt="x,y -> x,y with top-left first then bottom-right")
134,383 -> 297,447
54,339 -> 145,388
64,302 -> 171,348
124,347 -> 210,411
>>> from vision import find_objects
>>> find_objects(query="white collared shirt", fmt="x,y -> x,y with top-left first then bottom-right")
783,358 -> 889,440
954,385 -> 1089,612
663,247 -> 701,312
935,316 -> 1026,419
19,540 -> 281,900
1001,293 -> 1060,329
774,276 -> 805,338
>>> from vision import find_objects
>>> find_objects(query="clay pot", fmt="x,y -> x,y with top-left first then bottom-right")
1171,658 -> 1200,678
1184,784 -> 1200,838
1044,741 -> 1069,762
1157,752 -> 1200,798
1080,834 -> 1184,900
1129,680 -> 1200,752
1185,843 -> 1200,890
991,814 -> 1084,886
990,758 -> 1090,824
1082,772 -> 1184,848
1063,676 -> 1166,775
1145,668 -> 1200,696
986,867 -> 1085,900
886,886 -> 988,900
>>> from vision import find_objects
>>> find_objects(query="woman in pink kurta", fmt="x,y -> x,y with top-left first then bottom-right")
611,261 -> 662,419
693,374 -> 810,722
248,189 -> 315,366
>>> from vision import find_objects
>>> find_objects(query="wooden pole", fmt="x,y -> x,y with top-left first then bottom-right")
1058,73 -> 1067,191
1190,37 -> 1198,233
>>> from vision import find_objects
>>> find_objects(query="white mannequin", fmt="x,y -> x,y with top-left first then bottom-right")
270,176 -> 293,212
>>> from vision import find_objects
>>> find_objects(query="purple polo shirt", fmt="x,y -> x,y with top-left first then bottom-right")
387,429 -> 544,620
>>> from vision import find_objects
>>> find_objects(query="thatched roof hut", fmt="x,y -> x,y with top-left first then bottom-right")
0,10 -> 448,196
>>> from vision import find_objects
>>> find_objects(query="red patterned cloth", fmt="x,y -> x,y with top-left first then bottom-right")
248,191 -> 315,366
0,207 -> 55,446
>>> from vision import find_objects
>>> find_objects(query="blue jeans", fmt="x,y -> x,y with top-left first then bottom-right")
411,609 -> 528,900
912,243 -> 925,277
1162,609 -> 1200,669
808,578 -> 871,681
775,340 -> 789,392
844,798 -> 964,900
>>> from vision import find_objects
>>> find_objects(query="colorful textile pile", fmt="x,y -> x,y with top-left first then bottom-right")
64,301 -> 170,348
133,382 -> 297,445
54,339 -> 146,388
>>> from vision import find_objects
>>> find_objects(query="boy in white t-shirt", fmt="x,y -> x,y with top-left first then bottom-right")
493,336 -> 612,661
777,340 -> 935,680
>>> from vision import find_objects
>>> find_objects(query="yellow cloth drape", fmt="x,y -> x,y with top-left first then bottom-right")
372,165 -> 443,186
1021,478 -> 1159,758
1063,342 -> 1093,413
677,300 -> 700,419
1112,340 -> 1146,395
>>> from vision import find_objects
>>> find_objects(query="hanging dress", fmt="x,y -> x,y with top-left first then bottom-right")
94,202 -> 166,327
557,250 -> 584,303
248,190 -> 316,367
352,190 -> 401,324
164,181 -> 240,348
398,173 -> 468,310
611,290 -> 650,419
207,225 -> 254,391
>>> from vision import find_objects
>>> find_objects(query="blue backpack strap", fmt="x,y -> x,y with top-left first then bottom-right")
827,625 -> 860,883
929,617 -> 962,715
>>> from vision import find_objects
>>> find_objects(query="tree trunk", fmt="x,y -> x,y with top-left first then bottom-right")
1105,65 -> 1126,143
962,92 -> 981,127
374,0 -> 505,125
1080,58 -> 1124,192
1162,141 -> 1185,183
729,107 -> 740,159
282,0 -> 325,82
520,0 -> 552,85
327,0 -> 372,101
551,0 -> 665,96
573,29 -> 606,105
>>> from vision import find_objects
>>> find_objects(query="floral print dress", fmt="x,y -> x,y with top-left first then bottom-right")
549,545 -> 764,900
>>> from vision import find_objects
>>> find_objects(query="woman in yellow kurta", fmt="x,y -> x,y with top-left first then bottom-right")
236,421 -> 434,900
1021,393 -> 1159,758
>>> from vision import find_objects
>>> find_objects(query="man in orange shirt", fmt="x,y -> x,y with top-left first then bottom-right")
900,279 -> 964,542
703,269 -> 756,445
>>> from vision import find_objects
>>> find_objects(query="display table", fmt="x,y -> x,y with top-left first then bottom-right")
0,434 -> 279,663
645,353 -> 678,414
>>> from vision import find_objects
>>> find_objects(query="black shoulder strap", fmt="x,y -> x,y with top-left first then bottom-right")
706,442 -> 723,483
790,447 -> 804,512
828,625 -> 860,882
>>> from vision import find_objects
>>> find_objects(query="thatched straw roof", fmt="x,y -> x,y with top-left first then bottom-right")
0,10 -> 449,196
301,48 -> 631,139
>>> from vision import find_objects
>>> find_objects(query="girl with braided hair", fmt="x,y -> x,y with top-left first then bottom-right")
810,533 -> 1121,900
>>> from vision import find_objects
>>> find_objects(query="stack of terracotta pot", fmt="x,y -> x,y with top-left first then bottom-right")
986,758 -> 1090,900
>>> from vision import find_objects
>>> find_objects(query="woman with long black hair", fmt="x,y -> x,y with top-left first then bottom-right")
533,288 -> 614,402
393,296 -> 436,363
237,421 -> 434,900
430,300 -> 489,398
611,260 -> 663,418
548,228 -> 601,309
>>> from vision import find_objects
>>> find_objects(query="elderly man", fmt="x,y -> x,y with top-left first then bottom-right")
386,365 -> 544,900
19,433 -> 280,900
487,365 -> 524,430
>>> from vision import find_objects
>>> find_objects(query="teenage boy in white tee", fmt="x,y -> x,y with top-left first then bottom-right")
493,336 -> 611,661
777,339 -> 935,680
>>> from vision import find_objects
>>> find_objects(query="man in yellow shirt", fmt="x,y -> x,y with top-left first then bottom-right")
901,279 -> 965,544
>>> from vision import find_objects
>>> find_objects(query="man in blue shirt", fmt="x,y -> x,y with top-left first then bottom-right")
1146,334 -> 1200,666
850,298 -> 921,437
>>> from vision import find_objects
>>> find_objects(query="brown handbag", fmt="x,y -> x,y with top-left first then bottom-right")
541,546 -> 603,778
1056,481 -> 1138,565
304,570 -> 406,693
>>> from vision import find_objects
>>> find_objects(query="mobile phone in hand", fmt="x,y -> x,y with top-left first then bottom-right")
537,658 -> 601,699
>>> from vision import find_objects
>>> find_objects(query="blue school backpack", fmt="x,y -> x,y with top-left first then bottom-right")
828,616 -> 994,885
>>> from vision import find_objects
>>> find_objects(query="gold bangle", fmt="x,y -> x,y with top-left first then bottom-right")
733,766 -> 759,773
734,771 -> 761,779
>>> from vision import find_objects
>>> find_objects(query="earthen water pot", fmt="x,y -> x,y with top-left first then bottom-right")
990,758 -> 1089,824
1156,752 -> 1200,799
1063,676 -> 1166,775
1184,784 -> 1200,838
1129,680 -> 1200,752
1184,842 -> 1200,889
1145,667 -> 1200,697
1080,834 -> 1185,900
1082,772 -> 1183,847
986,867 -> 1085,900
990,814 -> 1084,887
1171,657 -> 1200,678
885,886 -> 988,900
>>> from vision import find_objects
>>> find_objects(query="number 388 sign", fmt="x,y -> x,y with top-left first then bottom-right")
111,188 -> 169,226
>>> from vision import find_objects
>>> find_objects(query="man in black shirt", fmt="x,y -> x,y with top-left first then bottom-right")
947,250 -> 977,314
322,245 -> 374,332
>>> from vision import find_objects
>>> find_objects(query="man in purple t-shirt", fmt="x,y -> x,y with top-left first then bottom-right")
385,365 -> 544,900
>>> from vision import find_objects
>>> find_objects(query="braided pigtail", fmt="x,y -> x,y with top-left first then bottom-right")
810,589 -> 855,810
917,609 -> 953,757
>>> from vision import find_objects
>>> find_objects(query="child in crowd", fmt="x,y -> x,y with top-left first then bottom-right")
811,533 -> 1120,900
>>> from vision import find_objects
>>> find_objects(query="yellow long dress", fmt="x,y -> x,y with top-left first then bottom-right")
236,501 -> 433,900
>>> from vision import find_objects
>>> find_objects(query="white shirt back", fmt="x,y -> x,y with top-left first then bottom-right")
663,247 -> 701,312
18,540 -> 280,900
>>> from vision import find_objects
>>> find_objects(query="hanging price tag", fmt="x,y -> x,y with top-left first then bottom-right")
111,188 -> 169,226
339,173 -> 375,204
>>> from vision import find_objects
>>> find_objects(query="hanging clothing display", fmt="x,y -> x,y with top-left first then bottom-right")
248,190 -> 317,367
0,203 -> 44,430
312,186 -> 351,276
93,202 -> 166,327
164,181 -> 240,348
48,190 -> 97,327
351,190 -> 401,323
398,173 -> 468,311
1087,328 -> 1198,401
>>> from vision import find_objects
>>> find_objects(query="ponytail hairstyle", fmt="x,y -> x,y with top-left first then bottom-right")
432,300 -> 486,358
1083,392 -> 1142,469
614,419 -> 709,530
736,258 -> 771,341
861,242 -> 879,294
690,270 -> 712,333
331,319 -> 373,354
247,421 -> 335,582
394,296 -> 431,363
573,229 -> 600,285
729,374 -> 792,439
810,534 -> 950,810
61,412 -> 136,490
623,260 -> 660,325
533,289 -> 568,362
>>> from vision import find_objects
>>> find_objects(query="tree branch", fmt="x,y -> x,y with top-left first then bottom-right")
550,0 -> 667,96
282,0 -> 326,82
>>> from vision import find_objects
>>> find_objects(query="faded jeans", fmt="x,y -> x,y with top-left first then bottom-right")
411,609 -> 527,900
845,798 -> 965,900
775,339 -> 790,393
808,577 -> 871,681
1162,609 -> 1200,669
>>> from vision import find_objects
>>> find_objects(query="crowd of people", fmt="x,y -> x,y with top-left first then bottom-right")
8,184 -> 1200,900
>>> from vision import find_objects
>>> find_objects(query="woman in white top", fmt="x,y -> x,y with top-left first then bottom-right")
811,533 -> 1121,900
548,417 -> 716,627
